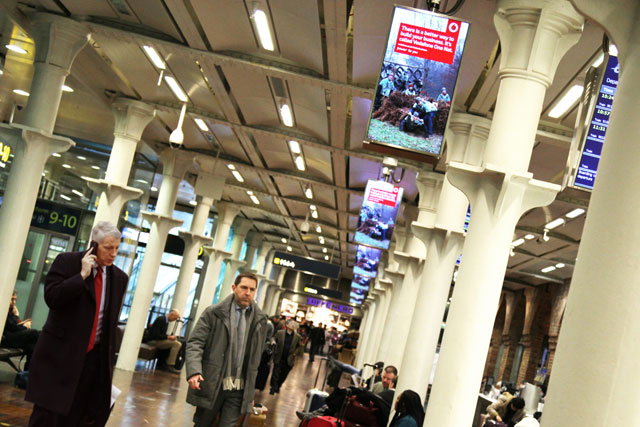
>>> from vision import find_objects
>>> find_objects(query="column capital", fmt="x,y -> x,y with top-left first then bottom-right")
232,217 -> 253,238
445,112 -> 491,166
141,211 -> 183,234
258,243 -> 273,257
158,149 -> 196,180
246,231 -> 263,248
0,123 -> 74,159
495,0 -> 584,87
224,258 -> 246,271
202,246 -> 232,260
215,202 -> 241,226
112,98 -> 156,142
415,171 -> 445,226
178,230 -> 214,248
30,13 -> 89,72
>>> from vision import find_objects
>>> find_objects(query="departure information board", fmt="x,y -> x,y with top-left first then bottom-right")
573,55 -> 619,190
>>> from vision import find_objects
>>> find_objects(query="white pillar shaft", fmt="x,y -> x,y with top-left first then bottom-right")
541,20 -> 640,426
359,300 -> 377,365
257,283 -> 272,310
219,259 -> 246,302
254,247 -> 272,275
171,239 -> 201,314
371,291 -> 391,364
104,136 -> 138,185
354,307 -> 371,367
196,251 -> 228,320
156,176 -> 180,216
23,63 -> 67,134
192,197 -> 213,232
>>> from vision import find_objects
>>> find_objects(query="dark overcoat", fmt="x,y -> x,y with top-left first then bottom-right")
25,251 -> 128,416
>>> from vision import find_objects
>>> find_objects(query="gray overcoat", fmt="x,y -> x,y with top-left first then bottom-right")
186,294 -> 267,414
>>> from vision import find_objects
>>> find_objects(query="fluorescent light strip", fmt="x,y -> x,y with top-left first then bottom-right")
565,208 -> 585,219
305,187 -> 313,199
287,245 -> 292,252
62,164 -> 71,169
91,165 -> 101,170
280,104 -> 293,127
524,234 -> 535,240
555,263 -> 565,269
250,195 -> 260,205
189,200 -> 198,206
548,85 -> 583,118
13,89 -> 29,96
324,255 -> 329,260
71,190 -> 84,197
194,117 -> 209,131
541,266 -> 556,273
311,210 -> 318,219
545,218 -> 565,230
61,85 -> 74,93
316,226 -> 321,233
164,75 -> 188,102
227,164 -> 236,170
288,140 -> 301,154
512,238 -> 525,247
5,44 -> 27,54
52,153 -> 61,158
231,170 -> 244,183
294,155 -> 306,171
253,10 -> 275,51
309,205 -> 317,211
322,247 -> 327,253
59,194 -> 71,201
142,45 -> 166,70
281,238 -> 287,243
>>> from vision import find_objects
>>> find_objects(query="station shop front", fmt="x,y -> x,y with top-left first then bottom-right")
277,291 -> 362,333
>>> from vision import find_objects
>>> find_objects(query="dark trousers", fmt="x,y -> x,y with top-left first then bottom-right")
193,389 -> 243,427
28,345 -> 109,427
309,342 -> 322,361
270,359 -> 292,392
1,329 -> 39,370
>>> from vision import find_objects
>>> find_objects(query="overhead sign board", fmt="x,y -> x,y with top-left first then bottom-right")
571,54 -> 619,191
302,285 -> 342,300
272,251 -> 341,280
354,180 -> 403,250
365,6 -> 470,159
31,200 -> 82,235
306,297 -> 354,315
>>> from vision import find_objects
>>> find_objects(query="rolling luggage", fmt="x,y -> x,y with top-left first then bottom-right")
303,357 -> 330,412
300,415 -> 343,426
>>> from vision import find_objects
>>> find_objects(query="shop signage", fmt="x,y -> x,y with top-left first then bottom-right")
306,297 -> 354,315
272,251 -> 341,279
303,285 -> 342,300
0,141 -> 11,168
31,200 -> 82,235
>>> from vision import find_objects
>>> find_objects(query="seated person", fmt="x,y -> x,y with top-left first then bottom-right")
484,396 -> 526,427
514,411 -> 542,427
389,390 -> 425,427
1,291 -> 40,370
364,361 -> 385,390
144,309 -> 182,373
371,365 -> 398,395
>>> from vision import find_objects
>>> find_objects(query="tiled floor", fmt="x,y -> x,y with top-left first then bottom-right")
0,354 -> 336,426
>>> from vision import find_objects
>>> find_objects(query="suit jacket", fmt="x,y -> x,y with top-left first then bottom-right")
25,251 -> 128,415
147,315 -> 169,341
273,329 -> 303,367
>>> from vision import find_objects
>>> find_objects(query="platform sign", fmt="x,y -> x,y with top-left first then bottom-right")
572,54 -> 619,190
354,180 -> 403,250
31,200 -> 82,235
272,251 -> 341,280
353,245 -> 382,278
365,6 -> 470,159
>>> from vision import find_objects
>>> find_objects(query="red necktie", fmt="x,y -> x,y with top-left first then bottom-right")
87,267 -> 103,352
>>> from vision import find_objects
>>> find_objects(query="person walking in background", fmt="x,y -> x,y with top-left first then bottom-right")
388,390 -> 425,427
186,272 -> 267,427
308,322 -> 325,362
1,291 -> 39,370
144,308 -> 182,373
26,221 -> 128,426
269,319 -> 302,394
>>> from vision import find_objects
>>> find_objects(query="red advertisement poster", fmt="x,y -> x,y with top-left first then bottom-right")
394,21 -> 461,64
367,186 -> 400,207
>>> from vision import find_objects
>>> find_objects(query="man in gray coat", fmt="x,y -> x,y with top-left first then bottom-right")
186,272 -> 267,426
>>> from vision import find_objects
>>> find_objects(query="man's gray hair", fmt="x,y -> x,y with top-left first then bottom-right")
286,319 -> 299,330
91,221 -> 122,243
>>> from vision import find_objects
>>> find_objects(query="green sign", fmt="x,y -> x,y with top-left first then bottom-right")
31,200 -> 82,235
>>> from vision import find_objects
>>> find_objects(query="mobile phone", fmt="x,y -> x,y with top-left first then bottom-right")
90,240 -> 99,253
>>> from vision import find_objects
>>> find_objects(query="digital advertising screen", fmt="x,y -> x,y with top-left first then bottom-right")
365,6 -> 470,158
572,54 -> 619,191
353,245 -> 382,278
350,274 -> 373,305
354,180 -> 404,250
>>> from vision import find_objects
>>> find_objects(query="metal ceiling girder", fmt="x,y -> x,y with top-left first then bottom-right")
515,225 -> 580,245
82,20 -> 374,98
509,268 -> 565,284
513,247 -> 576,267
233,201 -> 350,233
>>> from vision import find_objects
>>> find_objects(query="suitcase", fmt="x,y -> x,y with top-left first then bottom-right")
304,357 -> 330,412
301,415 -> 343,427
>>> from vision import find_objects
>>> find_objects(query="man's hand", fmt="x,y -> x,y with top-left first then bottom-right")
188,374 -> 203,390
81,247 -> 97,280
496,415 -> 503,422
168,335 -> 177,341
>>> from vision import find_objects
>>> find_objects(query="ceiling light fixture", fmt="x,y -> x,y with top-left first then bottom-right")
316,225 -> 321,233
324,255 -> 329,261
309,205 -> 317,211
545,218 -> 565,230
62,164 -> 71,169
512,238 -> 525,247
281,238 -> 287,244
288,140 -> 301,154
169,103 -> 187,145
142,45 -> 166,69
555,263 -> 565,269
194,117 -> 209,132
59,194 -> 71,201
5,44 -> 27,54
71,189 -> 84,197
13,89 -> 29,96
189,200 -> 197,206
541,266 -> 556,273
227,164 -> 236,170
280,103 -> 293,127
91,165 -> 101,170
136,179 -> 149,184
305,186 -> 313,199
61,85 -> 74,93
319,236 -> 325,244
232,170 -> 245,183
52,153 -> 61,158
76,155 -> 86,160
543,229 -> 550,242
322,247 -> 327,253
252,9 -> 275,51
565,208 -> 585,219
164,75 -> 189,102
150,186 -> 158,191
510,247 -> 515,257
311,210 -> 318,219
548,84 -> 583,118
524,234 -> 535,240
294,155 -> 306,171
287,245 -> 292,252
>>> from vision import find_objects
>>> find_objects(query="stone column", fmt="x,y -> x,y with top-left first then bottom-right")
255,248 -> 274,308
516,288 -> 540,384
366,278 -> 391,365
375,264 -> 406,363
193,202 -> 240,321
254,244 -> 273,275
242,231 -> 262,272
424,2 -> 583,425
354,301 -> 371,368
496,292 -> 517,382
544,281 -> 569,375
395,113 -> 489,402
170,195 -> 215,321
218,217 -> 253,301
116,150 -> 194,371
87,99 -> 155,225
360,292 -> 380,366
0,14 -> 89,335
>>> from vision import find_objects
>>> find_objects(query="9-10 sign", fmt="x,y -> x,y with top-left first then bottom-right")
31,200 -> 82,235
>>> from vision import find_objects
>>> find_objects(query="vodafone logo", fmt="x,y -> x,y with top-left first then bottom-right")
393,187 -> 399,194
448,22 -> 459,33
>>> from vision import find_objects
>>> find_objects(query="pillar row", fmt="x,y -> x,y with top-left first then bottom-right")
218,217 -> 253,302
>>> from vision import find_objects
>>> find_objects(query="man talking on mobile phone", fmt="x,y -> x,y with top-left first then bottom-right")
26,221 -> 128,427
